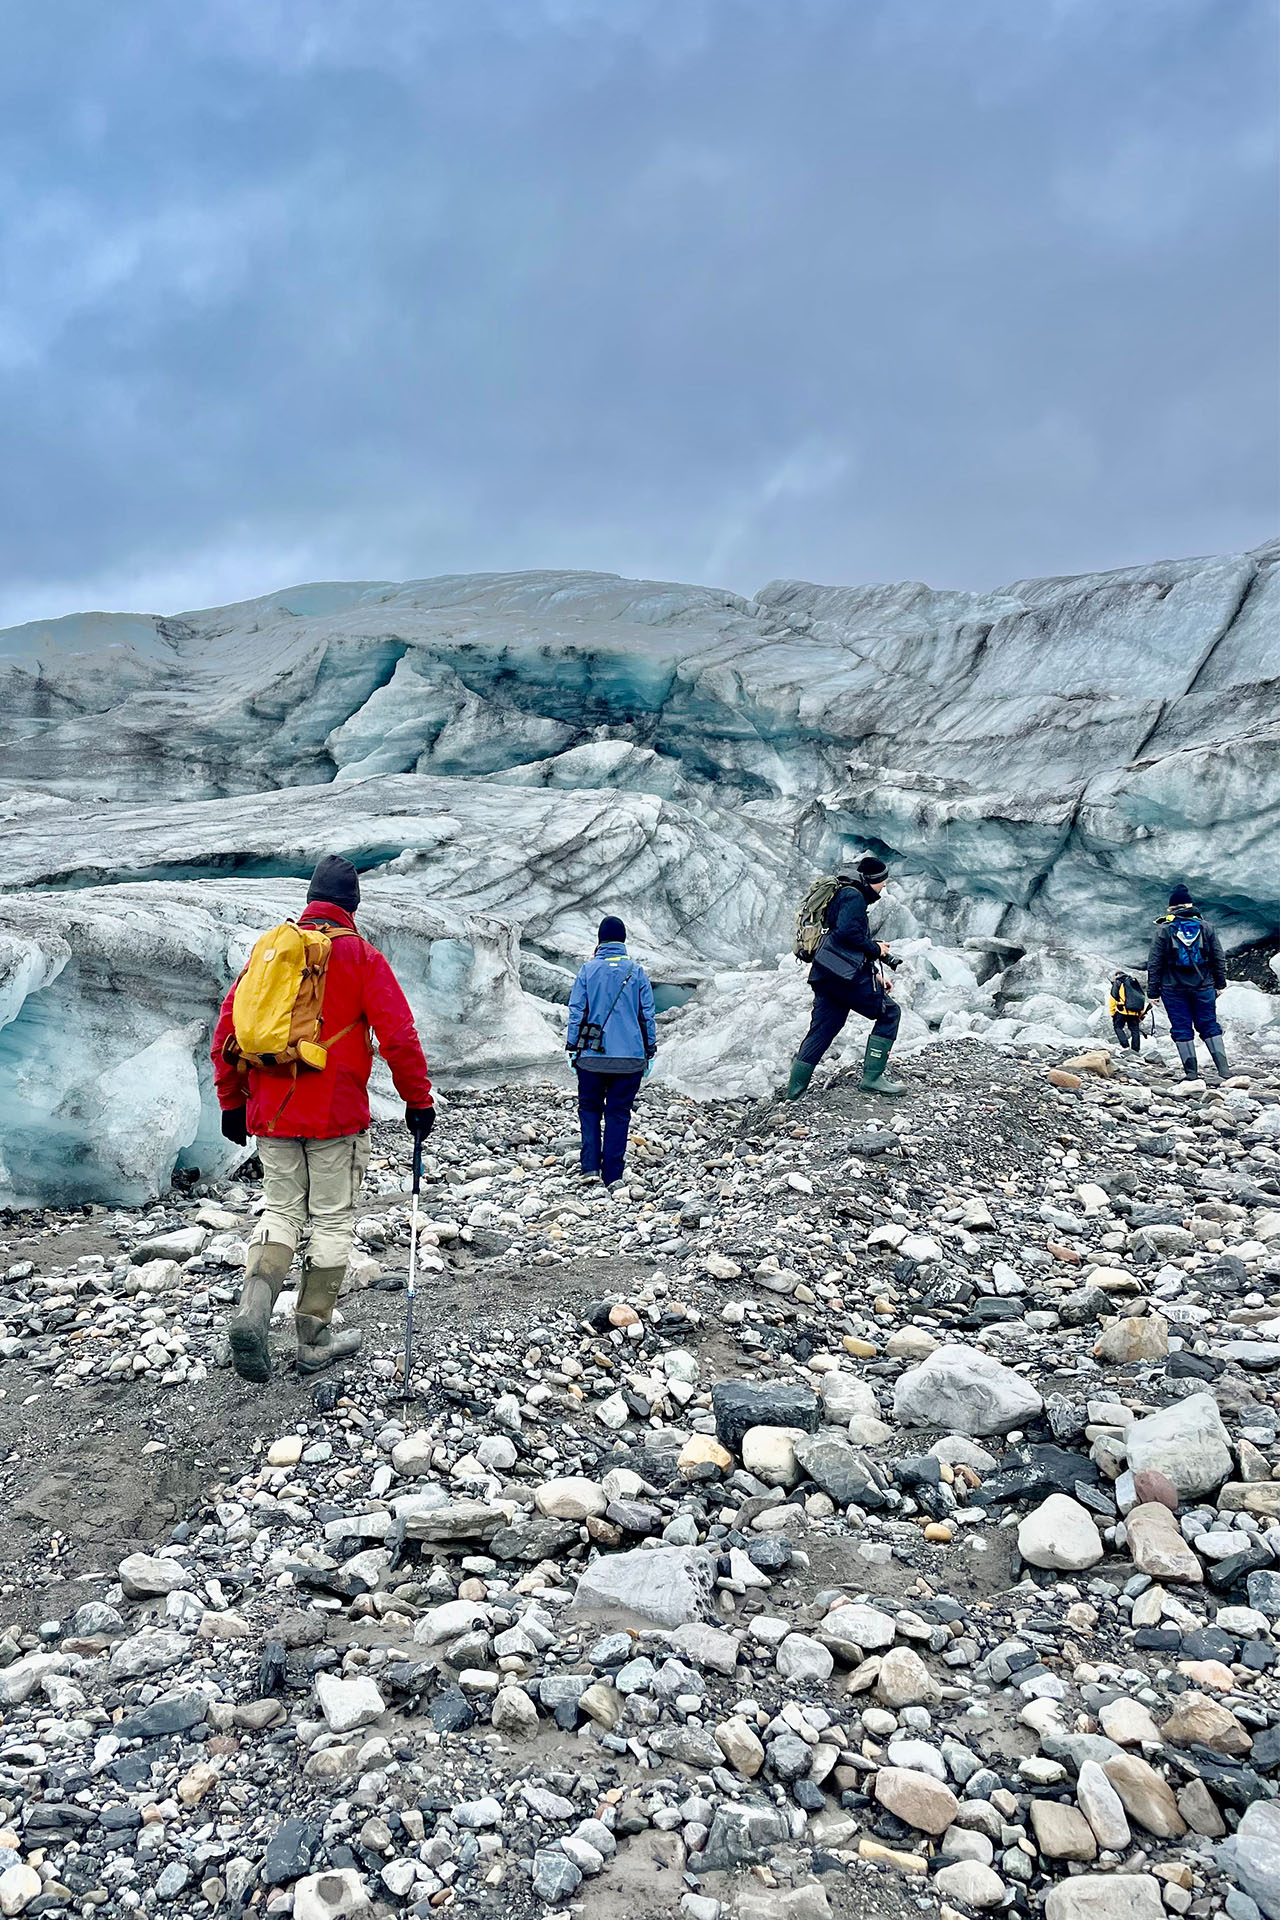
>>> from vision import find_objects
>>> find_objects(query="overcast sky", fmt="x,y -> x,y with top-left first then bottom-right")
1,0 -> 1276,626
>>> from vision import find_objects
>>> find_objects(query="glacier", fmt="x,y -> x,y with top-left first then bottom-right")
1,542 -> 1277,1201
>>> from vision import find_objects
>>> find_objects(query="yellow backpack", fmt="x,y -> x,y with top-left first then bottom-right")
226,921 -> 358,1071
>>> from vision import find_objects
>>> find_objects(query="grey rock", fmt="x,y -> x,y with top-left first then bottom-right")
314,1673 -> 384,1734
775,1633 -> 834,1685
793,1432 -> 884,1506
0,1653 -> 68,1707
402,1501 -> 506,1543
154,1863 -> 191,1900
691,1804 -> 791,1873
1224,1801 -> 1280,1920
69,1602 -> 124,1637
663,1621 -> 740,1675
1125,1392 -> 1232,1500
108,1629 -> 189,1679
571,1546 -> 715,1628
531,1852 -> 582,1906
649,1725 -> 725,1768
520,1787 -> 575,1821
1043,1874 -> 1165,1920
117,1552 -> 193,1598
130,1227 -> 206,1262
894,1345 -> 1043,1436
934,1862 -> 1006,1909
767,1733 -> 813,1782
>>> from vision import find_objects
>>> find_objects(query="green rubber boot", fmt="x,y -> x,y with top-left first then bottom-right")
1175,1038 -> 1201,1081
295,1262 -> 362,1374
785,1058 -> 815,1101
861,1034 -> 905,1097
228,1240 -> 293,1383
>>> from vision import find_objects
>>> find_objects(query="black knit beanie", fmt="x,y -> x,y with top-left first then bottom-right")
1168,883 -> 1194,908
307,854 -> 361,915
858,855 -> 889,884
598,915 -> 627,945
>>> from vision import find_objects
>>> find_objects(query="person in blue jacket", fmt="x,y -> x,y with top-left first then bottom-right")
1147,883 -> 1229,1081
566,917 -> 658,1187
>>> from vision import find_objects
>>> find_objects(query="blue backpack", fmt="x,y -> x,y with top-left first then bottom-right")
1171,917 -> 1205,972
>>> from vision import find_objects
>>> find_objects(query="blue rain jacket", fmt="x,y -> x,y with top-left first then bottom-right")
567,943 -> 658,1073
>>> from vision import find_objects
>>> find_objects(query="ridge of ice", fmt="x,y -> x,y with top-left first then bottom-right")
1,542 -> 1277,1201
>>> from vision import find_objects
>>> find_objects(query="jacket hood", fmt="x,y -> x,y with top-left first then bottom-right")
301,901 -> 358,931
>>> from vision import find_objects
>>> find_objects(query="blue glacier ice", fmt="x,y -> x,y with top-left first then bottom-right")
1,541 -> 1277,1199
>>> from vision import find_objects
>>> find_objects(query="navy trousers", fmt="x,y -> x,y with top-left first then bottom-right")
1160,983 -> 1221,1043
796,965 -> 901,1068
576,1068 -> 643,1185
1112,1013 -> 1143,1052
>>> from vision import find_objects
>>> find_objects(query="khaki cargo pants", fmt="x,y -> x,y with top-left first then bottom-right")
250,1132 -> 371,1273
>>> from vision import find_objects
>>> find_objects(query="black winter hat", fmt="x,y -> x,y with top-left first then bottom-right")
598,915 -> 627,945
307,854 -> 361,915
857,855 -> 890,884
1168,883 -> 1194,908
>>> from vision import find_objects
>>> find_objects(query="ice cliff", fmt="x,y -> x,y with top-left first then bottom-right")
1,544 -> 1277,1201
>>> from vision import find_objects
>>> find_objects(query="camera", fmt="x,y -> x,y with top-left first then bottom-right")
880,951 -> 901,971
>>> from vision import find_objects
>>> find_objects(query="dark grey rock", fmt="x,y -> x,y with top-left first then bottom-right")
531,1851 -> 582,1905
260,1815 -> 322,1887
114,1692 -> 208,1740
429,1686 -> 475,1733
712,1380 -> 820,1453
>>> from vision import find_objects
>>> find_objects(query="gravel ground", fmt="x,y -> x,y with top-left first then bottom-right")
1,1039 -> 1279,1920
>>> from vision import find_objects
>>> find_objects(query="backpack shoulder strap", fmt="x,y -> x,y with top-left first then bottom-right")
597,962 -> 636,1032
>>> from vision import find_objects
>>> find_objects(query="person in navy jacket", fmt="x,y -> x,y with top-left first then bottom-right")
566,917 -> 658,1187
787,854 -> 903,1100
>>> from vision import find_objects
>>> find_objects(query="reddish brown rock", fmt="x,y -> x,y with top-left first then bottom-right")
1132,1468 -> 1179,1513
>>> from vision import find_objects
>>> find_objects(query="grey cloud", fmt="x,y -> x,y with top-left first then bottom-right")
0,0 -> 1274,625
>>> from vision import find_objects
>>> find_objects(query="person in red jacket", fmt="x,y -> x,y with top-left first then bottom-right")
212,855 -> 434,1382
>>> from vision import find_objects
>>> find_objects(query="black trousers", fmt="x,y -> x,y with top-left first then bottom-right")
796,965 -> 901,1068
1112,1013 -> 1143,1052
576,1068 -> 643,1184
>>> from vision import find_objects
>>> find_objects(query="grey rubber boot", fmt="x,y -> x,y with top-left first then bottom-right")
785,1058 -> 815,1101
295,1262 -> 362,1374
861,1034 -> 905,1097
229,1240 -> 293,1383
1175,1038 -> 1201,1080
1207,1036 -> 1231,1079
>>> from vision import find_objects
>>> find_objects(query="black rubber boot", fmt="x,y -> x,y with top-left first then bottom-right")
1207,1036 -> 1231,1079
295,1262 -> 362,1374
785,1058 -> 815,1101
229,1241 -> 293,1383
861,1034 -> 905,1097
1175,1039 -> 1201,1081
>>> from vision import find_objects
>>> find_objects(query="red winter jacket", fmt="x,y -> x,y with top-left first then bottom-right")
211,902 -> 432,1139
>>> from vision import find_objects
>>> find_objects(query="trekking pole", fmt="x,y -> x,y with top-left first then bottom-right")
403,1130 -> 423,1399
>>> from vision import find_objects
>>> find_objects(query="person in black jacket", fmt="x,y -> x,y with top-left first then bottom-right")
1147,883 -> 1229,1080
786,854 -> 904,1099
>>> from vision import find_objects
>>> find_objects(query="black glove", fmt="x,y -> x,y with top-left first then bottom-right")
221,1106 -> 248,1147
406,1106 -> 435,1141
